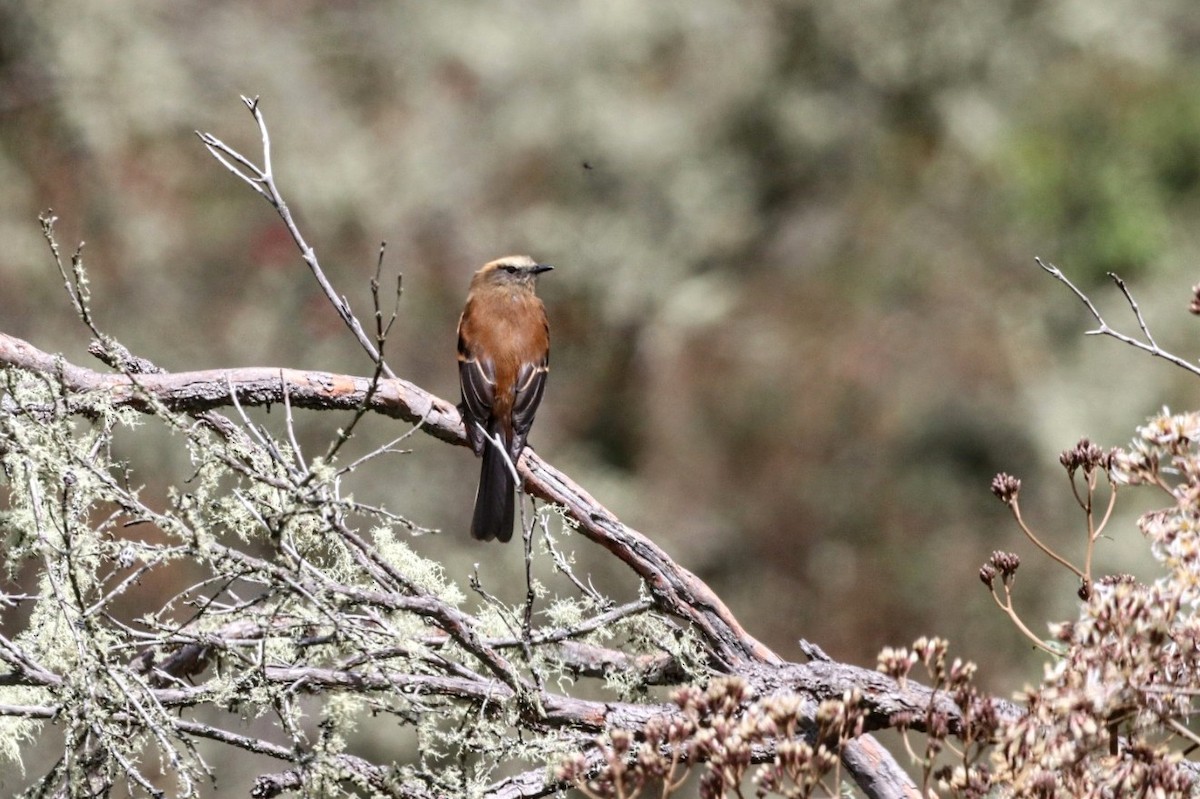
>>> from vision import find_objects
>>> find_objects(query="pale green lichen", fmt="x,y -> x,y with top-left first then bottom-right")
0,362 -> 721,796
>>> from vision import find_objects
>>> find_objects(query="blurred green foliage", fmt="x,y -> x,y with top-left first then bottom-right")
3,1 -> 1200,778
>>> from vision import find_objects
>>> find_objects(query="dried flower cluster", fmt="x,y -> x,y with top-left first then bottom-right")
877,637 -> 1000,798
570,412 -> 1200,798
985,437 -> 1120,647
558,677 -> 865,799
981,418 -> 1200,796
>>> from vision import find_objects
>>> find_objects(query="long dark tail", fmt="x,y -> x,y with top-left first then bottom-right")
471,442 -> 515,542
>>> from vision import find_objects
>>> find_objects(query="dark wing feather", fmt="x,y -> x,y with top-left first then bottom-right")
457,327 -> 496,456
509,357 -> 548,459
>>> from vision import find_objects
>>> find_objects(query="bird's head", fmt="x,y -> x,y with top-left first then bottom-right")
474,255 -> 554,289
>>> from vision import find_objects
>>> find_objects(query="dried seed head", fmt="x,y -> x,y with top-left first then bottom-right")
989,550 -> 1021,578
1059,437 -> 1106,476
991,472 -> 1021,505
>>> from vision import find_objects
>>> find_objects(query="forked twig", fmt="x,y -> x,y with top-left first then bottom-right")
196,96 -> 396,379
1036,257 -> 1200,377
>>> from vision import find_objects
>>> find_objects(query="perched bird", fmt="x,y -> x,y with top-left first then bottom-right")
456,255 -> 553,542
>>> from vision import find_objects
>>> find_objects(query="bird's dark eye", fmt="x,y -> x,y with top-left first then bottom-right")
501,265 -> 518,273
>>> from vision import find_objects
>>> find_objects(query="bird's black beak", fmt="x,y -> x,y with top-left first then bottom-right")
531,264 -> 554,275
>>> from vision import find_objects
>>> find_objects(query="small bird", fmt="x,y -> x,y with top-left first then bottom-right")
457,255 -> 553,542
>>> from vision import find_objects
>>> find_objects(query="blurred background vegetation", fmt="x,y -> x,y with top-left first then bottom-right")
3,0 -> 1200,788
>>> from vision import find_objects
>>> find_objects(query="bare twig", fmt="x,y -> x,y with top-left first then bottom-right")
1036,258 -> 1200,377
197,97 -> 395,378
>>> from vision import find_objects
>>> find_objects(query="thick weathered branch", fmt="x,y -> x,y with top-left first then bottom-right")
0,332 -> 459,443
